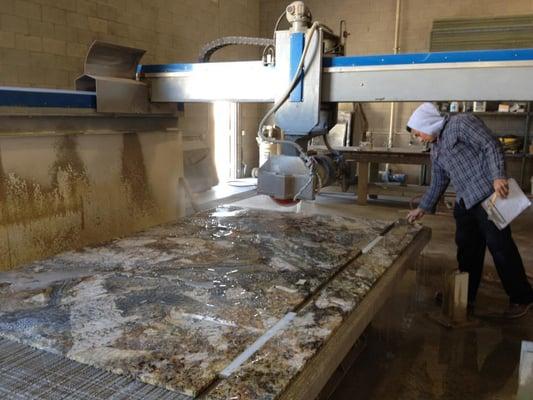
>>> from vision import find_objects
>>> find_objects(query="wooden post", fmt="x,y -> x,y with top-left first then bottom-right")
357,161 -> 369,205
428,270 -> 477,328
518,341 -> 533,400
442,271 -> 469,324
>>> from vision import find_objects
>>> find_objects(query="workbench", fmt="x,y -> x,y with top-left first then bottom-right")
313,146 -> 533,205
0,201 -> 430,399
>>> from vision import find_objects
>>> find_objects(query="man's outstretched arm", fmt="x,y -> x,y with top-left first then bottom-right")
408,160 -> 450,222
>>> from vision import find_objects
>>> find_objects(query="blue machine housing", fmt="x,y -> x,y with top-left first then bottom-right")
0,87 -> 96,109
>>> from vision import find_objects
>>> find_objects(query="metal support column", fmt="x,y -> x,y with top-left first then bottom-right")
520,102 -> 531,188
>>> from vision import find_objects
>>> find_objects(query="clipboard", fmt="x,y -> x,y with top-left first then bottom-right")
482,178 -> 531,230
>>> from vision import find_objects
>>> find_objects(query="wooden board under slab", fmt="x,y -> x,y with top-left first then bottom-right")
280,227 -> 431,400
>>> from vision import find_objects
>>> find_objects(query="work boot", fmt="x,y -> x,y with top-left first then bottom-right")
502,302 -> 533,319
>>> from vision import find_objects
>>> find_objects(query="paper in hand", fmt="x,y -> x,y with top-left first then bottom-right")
482,178 -> 531,230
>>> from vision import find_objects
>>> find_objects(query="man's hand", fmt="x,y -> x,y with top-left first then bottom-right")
407,207 -> 425,223
493,178 -> 509,198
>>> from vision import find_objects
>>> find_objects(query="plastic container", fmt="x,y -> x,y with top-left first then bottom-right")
379,170 -> 407,184
450,102 -> 459,112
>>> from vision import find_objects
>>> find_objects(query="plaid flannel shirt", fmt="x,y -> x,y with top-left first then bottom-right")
419,113 -> 506,212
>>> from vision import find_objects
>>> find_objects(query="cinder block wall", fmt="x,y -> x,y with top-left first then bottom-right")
0,0 -> 261,87
0,0 -> 262,177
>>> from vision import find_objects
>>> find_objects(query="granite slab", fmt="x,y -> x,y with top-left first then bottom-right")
206,222 -> 423,399
0,206 -> 389,397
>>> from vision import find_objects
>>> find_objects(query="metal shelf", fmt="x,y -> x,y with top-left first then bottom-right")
447,111 -> 528,117
441,102 -> 532,189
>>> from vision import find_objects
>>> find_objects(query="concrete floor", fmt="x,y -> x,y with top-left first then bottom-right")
325,195 -> 533,400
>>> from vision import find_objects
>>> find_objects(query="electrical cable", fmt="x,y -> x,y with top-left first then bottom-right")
261,10 -> 287,65
273,11 -> 287,37
323,132 -> 334,152
292,159 -> 323,201
318,23 -> 335,34
292,172 -> 314,201
322,132 -> 342,157
262,44 -> 275,63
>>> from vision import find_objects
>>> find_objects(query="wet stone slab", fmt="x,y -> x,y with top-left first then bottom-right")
0,206 -> 389,397
207,222 -> 422,400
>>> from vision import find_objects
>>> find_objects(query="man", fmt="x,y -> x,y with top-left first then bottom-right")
406,102 -> 533,318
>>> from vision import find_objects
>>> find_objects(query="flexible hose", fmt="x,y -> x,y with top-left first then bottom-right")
292,158 -> 323,201
198,36 -> 275,63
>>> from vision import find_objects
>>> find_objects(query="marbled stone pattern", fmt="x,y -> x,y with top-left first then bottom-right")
0,206 -> 389,397
207,222 -> 422,400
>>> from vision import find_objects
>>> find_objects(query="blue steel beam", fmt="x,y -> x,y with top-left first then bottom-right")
324,48 -> 533,68
0,87 -> 96,109
140,48 -> 533,75
3,48 -> 533,108
289,32 -> 305,102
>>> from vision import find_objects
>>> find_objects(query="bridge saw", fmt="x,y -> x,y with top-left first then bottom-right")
1,0 -> 532,398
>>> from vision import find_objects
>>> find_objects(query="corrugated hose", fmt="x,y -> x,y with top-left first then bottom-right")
198,36 -> 275,63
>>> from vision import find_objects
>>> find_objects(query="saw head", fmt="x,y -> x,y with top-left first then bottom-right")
257,153 -> 344,202
257,155 -> 316,201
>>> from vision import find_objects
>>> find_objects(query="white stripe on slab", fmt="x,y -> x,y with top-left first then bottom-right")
361,236 -> 384,254
219,312 -> 297,378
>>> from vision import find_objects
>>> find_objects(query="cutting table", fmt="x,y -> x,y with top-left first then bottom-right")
309,146 -> 533,205
0,199 -> 430,399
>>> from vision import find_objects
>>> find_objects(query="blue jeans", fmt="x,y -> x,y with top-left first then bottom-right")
454,200 -> 533,304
